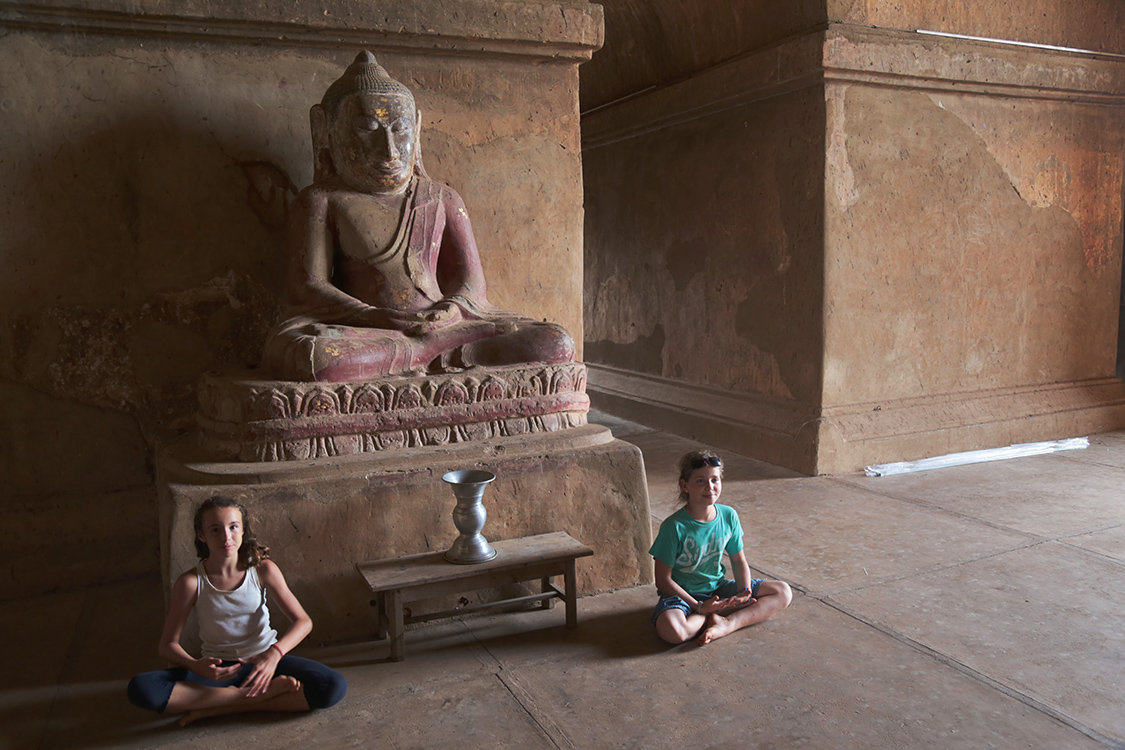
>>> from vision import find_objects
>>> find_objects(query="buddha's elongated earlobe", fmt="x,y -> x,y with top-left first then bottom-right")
310,104 -> 334,182
413,108 -> 430,179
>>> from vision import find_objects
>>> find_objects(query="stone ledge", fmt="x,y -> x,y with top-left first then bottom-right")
0,0 -> 604,60
824,378 -> 1125,442
162,422 -> 619,484
583,23 -> 1125,149
824,24 -> 1125,100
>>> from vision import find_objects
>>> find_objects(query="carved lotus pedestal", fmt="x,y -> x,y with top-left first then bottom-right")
196,362 -> 592,462
157,364 -> 652,646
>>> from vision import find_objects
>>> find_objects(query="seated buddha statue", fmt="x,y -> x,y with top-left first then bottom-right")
262,52 -> 575,382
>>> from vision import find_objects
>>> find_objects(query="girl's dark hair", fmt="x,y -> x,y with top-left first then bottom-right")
193,496 -> 270,569
677,450 -> 723,502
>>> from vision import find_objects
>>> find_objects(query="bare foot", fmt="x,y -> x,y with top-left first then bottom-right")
698,612 -> 736,646
178,676 -> 302,726
264,675 -> 302,697
266,675 -> 302,696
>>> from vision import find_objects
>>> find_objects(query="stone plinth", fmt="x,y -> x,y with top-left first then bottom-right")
197,363 -> 589,462
157,424 -> 652,646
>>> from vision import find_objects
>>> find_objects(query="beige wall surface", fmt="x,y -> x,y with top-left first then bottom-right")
0,0 -> 600,598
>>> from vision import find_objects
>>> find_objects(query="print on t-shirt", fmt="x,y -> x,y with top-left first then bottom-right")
675,532 -> 724,574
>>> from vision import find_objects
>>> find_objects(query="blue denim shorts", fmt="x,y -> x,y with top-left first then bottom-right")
651,578 -> 764,626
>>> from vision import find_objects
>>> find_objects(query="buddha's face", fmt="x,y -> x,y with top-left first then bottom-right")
328,92 -> 417,194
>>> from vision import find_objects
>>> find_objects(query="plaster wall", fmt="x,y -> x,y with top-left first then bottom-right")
580,0 -> 827,111
583,0 -> 1125,114
816,27 -> 1125,469
582,30 -> 830,471
825,43 -> 1125,403
0,0 -> 601,599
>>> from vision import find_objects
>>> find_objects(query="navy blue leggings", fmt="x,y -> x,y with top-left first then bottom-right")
127,654 -> 346,713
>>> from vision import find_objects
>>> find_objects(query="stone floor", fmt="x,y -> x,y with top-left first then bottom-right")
5,412 -> 1125,749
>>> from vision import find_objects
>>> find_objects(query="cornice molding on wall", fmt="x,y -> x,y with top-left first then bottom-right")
0,0 -> 604,60
824,24 -> 1125,102
585,363 -> 822,474
582,23 -> 1125,150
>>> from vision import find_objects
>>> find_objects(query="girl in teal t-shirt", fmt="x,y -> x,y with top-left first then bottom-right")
649,451 -> 793,645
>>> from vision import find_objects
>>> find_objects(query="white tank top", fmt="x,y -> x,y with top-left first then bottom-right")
195,562 -> 278,659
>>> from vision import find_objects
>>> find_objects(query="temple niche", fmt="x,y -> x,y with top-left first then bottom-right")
134,5 -> 651,646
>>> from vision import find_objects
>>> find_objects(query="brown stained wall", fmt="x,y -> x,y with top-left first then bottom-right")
0,1 -> 599,599
2,38 -> 298,598
584,89 -> 825,403
825,82 -> 1125,405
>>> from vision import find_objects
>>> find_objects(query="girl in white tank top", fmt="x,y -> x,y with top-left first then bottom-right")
126,496 -> 345,725
194,560 -> 278,660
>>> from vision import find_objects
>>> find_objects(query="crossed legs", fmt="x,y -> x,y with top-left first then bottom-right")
167,676 -> 309,726
128,655 -> 345,725
655,580 -> 793,646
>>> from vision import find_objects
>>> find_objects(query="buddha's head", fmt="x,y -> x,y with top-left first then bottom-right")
312,52 -> 419,194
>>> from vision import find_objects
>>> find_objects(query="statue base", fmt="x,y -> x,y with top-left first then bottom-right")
156,424 -> 652,647
196,362 -> 590,462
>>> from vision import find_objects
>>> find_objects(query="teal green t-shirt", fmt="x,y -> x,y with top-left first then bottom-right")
649,504 -> 744,594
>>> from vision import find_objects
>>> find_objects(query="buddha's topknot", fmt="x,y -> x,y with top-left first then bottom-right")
321,51 -> 415,113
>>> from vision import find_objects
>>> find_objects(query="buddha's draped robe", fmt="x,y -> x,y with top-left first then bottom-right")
263,176 -> 573,382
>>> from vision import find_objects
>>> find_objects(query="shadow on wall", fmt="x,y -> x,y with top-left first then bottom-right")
0,109 -> 295,600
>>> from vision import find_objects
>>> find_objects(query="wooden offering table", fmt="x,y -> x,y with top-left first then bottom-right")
355,531 -> 593,661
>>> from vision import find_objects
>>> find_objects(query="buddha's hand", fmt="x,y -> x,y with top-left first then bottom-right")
354,307 -> 438,332
404,301 -> 463,336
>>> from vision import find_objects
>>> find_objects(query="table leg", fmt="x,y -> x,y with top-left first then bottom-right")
541,576 -> 554,610
564,558 -> 577,629
375,595 -> 388,640
388,588 -> 405,661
